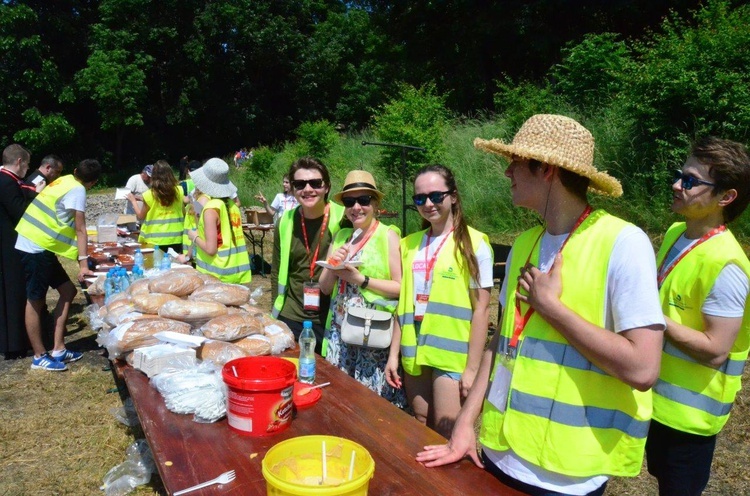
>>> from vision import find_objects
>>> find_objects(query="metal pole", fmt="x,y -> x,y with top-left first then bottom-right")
361,141 -> 426,235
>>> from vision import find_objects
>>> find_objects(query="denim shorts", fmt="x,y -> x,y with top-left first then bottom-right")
21,250 -> 70,301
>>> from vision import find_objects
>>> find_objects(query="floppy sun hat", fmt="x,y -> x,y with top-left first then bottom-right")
190,158 -> 237,198
473,114 -> 623,197
333,170 -> 384,204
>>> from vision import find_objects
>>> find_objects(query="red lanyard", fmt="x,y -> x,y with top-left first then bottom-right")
657,225 -> 726,288
300,204 -> 331,279
510,205 -> 593,349
423,227 -> 454,287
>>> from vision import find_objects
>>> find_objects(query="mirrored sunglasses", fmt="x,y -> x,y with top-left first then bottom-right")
341,195 -> 373,208
412,190 -> 454,206
672,169 -> 716,190
291,178 -> 325,190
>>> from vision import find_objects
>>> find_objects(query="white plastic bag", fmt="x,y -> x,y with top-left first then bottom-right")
100,439 -> 155,496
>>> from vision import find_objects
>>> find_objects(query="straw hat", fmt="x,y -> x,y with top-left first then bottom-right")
333,170 -> 384,203
190,158 -> 237,198
473,114 -> 622,197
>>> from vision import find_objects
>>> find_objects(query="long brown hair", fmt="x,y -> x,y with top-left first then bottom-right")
150,160 -> 178,206
415,164 -> 479,282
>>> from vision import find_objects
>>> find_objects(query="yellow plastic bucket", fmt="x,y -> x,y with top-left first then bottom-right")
262,435 -> 375,495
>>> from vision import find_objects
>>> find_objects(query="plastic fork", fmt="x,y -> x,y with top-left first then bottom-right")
173,470 -> 236,495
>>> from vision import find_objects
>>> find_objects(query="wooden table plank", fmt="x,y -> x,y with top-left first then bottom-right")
118,357 -> 521,495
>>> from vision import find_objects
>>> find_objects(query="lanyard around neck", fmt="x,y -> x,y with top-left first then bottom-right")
510,205 -> 593,349
300,203 -> 331,279
657,225 -> 726,288
423,227 -> 454,287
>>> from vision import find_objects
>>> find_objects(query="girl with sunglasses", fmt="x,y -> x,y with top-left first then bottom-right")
271,157 -> 345,354
318,170 -> 406,408
386,164 -> 493,437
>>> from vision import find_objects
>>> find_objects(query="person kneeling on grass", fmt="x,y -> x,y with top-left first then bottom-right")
15,159 -> 101,371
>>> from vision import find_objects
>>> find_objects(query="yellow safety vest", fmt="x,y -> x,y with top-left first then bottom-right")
480,210 -> 651,477
139,187 -> 184,246
195,199 -> 251,284
15,174 -> 82,260
397,226 -> 490,376
654,222 -> 750,435
272,202 -> 345,317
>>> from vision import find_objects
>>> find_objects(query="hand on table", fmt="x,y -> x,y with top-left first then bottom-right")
415,421 -> 484,468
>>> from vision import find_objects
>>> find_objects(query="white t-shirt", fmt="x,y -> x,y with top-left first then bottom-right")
271,193 -> 298,224
16,183 -> 87,254
660,232 -> 749,317
124,174 -> 149,214
488,224 -> 666,495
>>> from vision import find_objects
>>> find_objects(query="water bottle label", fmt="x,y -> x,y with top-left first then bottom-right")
299,360 -> 315,379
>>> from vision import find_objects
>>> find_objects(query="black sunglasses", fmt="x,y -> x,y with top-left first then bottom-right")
341,195 -> 373,208
673,170 -> 716,190
412,190 -> 454,206
291,178 -> 325,190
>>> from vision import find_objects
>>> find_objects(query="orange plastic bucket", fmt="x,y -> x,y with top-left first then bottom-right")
222,356 -> 296,436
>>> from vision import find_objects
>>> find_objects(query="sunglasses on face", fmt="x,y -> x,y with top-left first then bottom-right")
412,190 -> 454,206
291,178 -> 325,190
341,195 -> 373,208
673,170 -> 716,190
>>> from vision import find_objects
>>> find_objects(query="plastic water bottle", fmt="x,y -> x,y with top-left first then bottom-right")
160,252 -> 171,270
133,248 -> 144,272
298,320 -> 316,384
153,246 -> 162,268
119,267 -> 130,292
104,270 -> 116,303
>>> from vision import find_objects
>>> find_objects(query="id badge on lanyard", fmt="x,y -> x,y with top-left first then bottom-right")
414,228 -> 453,322
487,340 -> 516,413
303,281 -> 321,311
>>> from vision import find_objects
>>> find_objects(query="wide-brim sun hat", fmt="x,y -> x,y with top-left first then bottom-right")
473,114 -> 623,197
333,170 -> 384,203
190,158 -> 237,198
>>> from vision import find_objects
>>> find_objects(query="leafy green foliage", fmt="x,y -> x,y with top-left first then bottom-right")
295,120 -> 339,158
13,109 -> 75,151
493,77 -> 570,132
373,83 -> 449,179
243,146 -> 275,181
551,33 -> 630,110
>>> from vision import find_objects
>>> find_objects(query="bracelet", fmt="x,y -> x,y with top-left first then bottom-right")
78,255 -> 88,261
360,275 -> 370,289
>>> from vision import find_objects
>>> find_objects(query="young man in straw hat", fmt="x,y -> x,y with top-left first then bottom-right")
646,137 -> 750,496
416,114 -> 665,495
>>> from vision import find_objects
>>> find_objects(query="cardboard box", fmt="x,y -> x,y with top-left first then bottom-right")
132,344 -> 196,378
245,207 -> 274,225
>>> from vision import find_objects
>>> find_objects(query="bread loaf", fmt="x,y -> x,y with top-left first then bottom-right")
197,340 -> 249,365
104,304 -> 136,328
148,271 -> 204,296
232,334 -> 272,356
195,271 -> 221,284
106,297 -> 133,313
132,293 -> 180,315
111,318 -> 191,352
158,299 -> 228,323
262,319 -> 296,354
200,313 -> 264,341
189,283 -> 251,306
127,278 -> 151,296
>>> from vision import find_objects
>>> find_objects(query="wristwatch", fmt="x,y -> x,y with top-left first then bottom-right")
361,275 -> 370,289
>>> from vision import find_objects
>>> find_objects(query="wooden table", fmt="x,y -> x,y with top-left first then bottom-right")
115,357 -> 521,495
242,223 -> 273,277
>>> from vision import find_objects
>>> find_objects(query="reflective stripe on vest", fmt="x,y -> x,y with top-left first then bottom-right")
653,222 -> 750,435
480,210 -> 650,478
15,174 -> 80,259
396,226 -> 490,376
272,203 -> 345,318
195,199 -> 251,284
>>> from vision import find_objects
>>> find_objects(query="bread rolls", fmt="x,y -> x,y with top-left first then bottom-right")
189,283 -> 251,306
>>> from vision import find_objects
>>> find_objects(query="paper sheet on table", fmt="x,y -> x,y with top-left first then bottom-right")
115,188 -> 130,200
